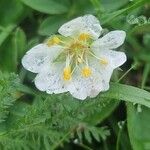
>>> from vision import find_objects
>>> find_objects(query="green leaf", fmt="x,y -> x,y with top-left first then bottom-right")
0,0 -> 24,26
0,0 -> 26,52
13,28 -> 27,61
101,0 -> 129,12
89,126 -> 110,141
84,99 -> 119,125
101,0 -> 149,25
44,135 -> 51,150
0,24 -> 16,47
0,28 -> 26,72
143,34 -> 150,48
130,24 -> 150,35
0,35 -> 17,72
100,83 -> 150,108
27,37 -> 39,50
91,130 -> 100,141
0,72 -> 20,123
0,29 -> 26,72
84,130 -> 92,143
38,15 -> 68,36
20,0 -> 69,14
77,130 -> 83,142
141,63 -> 150,89
127,103 -> 150,150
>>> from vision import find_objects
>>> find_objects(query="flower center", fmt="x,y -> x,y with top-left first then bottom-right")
47,33 -> 108,81
70,42 -> 85,50
68,42 -> 86,56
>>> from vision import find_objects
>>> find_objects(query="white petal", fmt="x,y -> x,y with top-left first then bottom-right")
89,49 -> 126,91
102,50 -> 126,68
58,15 -> 102,39
68,82 -> 88,100
92,30 -> 126,49
92,48 -> 127,69
67,68 -> 103,100
109,51 -> 127,68
90,59 -> 113,91
34,64 -> 67,94
26,44 -> 47,54
22,44 -> 62,73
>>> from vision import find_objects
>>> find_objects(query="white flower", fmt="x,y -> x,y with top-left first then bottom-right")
22,15 -> 127,100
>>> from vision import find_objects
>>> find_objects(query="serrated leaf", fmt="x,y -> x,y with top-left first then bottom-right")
91,130 -> 100,142
44,136 -> 51,150
0,72 -> 20,123
77,130 -> 83,142
84,129 -> 92,143
84,98 -> 119,125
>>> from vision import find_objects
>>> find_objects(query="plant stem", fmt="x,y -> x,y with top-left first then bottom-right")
117,63 -> 138,82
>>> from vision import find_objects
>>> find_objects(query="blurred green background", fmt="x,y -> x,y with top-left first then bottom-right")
0,0 -> 150,150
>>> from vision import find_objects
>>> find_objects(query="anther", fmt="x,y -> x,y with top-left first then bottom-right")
100,58 -> 108,65
63,66 -> 72,81
47,36 -> 61,47
78,33 -> 90,41
81,66 -> 92,77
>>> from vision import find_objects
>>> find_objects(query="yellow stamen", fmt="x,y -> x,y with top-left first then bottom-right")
78,33 -> 90,41
47,36 -> 61,47
81,66 -> 92,77
100,58 -> 108,65
63,66 -> 71,81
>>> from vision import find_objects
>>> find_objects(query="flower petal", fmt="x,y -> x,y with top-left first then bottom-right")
22,44 -> 62,73
67,68 -> 103,100
92,48 -> 127,69
92,30 -> 126,49
58,15 -> 102,39
34,64 -> 67,94
90,59 -> 113,91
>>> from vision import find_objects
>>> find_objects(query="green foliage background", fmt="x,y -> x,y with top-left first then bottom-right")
0,0 -> 150,149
